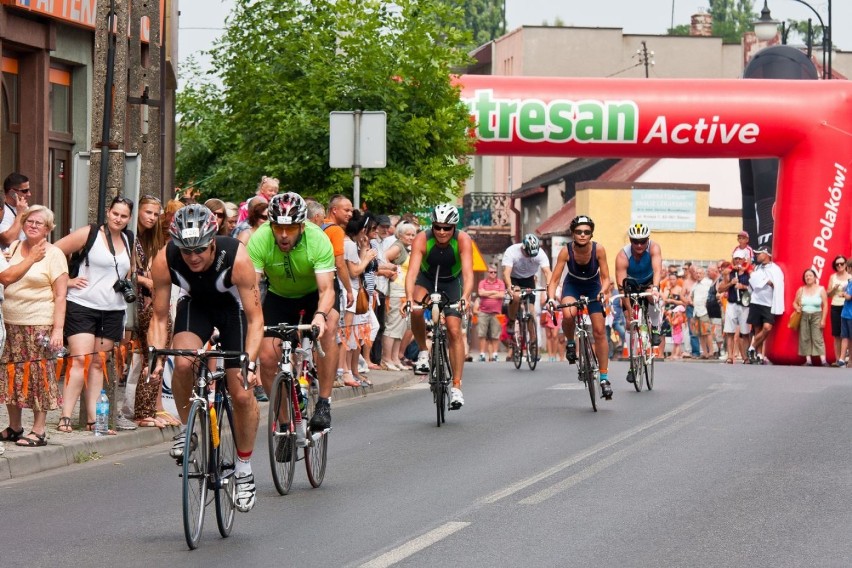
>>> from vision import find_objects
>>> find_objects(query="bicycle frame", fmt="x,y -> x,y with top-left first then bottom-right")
611,290 -> 658,392
548,296 -> 599,411
264,322 -> 329,493
512,287 -> 546,371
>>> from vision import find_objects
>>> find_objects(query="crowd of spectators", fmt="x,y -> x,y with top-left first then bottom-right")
0,169 -> 850,456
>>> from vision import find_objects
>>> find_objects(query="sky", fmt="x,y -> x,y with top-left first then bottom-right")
178,0 -> 850,80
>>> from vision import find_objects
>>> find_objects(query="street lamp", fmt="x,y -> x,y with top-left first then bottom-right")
752,0 -> 832,79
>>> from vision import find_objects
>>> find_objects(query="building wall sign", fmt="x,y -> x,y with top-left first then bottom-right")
631,189 -> 696,231
4,0 -> 159,42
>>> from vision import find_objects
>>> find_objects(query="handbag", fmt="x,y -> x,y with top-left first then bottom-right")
355,286 -> 369,315
788,311 -> 802,330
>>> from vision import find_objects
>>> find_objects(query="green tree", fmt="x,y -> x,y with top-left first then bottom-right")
176,0 -> 475,211
666,1 -> 757,43
455,0 -> 505,48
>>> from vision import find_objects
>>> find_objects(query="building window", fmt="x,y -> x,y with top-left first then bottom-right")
1,56 -> 20,180
49,67 -> 72,135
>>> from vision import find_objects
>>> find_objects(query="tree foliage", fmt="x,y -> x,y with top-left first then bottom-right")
666,0 -> 757,43
454,0 -> 505,49
176,0 -> 475,211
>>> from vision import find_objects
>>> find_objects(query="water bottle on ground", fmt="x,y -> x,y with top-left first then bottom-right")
95,390 -> 110,436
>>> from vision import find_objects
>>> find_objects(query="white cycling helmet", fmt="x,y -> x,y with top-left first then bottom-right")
432,204 -> 460,225
522,233 -> 540,256
627,223 -> 651,239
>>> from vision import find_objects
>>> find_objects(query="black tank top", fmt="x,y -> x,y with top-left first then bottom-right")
566,242 -> 600,282
166,236 -> 242,308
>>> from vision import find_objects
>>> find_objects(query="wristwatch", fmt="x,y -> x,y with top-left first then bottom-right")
247,361 -> 257,374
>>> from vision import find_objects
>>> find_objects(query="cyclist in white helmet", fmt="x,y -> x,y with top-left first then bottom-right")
502,233 -> 552,344
614,223 -> 664,382
404,204 -> 473,410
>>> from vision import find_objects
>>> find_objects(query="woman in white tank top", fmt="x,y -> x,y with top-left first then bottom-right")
54,197 -> 134,433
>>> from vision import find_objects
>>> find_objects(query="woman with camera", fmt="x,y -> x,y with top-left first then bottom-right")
0,205 -> 67,447
56,196 -> 134,433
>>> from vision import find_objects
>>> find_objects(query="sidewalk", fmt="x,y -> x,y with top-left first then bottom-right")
0,368 -> 416,480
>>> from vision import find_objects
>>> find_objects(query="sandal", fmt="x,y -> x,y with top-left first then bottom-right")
57,417 -> 73,433
136,416 -> 165,428
342,371 -> 361,388
0,426 -> 24,442
155,411 -> 181,427
16,431 -> 47,447
725,358 -> 734,364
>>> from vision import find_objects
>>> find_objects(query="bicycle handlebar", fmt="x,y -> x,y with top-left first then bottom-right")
545,296 -> 601,325
264,323 -> 325,358
609,291 -> 655,303
146,346 -> 250,389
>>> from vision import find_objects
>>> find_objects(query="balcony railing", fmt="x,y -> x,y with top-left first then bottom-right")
462,192 -> 512,229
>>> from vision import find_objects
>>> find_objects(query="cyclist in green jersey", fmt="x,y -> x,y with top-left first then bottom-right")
248,193 -> 338,431
404,204 -> 473,409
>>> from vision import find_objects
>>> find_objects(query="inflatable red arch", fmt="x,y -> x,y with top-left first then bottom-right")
459,74 -> 852,365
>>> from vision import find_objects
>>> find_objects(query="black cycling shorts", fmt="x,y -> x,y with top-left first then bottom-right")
263,290 -> 319,337
414,273 -> 463,318
174,297 -> 247,369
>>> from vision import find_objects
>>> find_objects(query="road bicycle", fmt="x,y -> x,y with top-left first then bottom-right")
407,292 -> 466,427
548,296 -> 601,412
264,322 -> 329,495
147,346 -> 248,550
612,278 -> 660,392
510,287 -> 546,371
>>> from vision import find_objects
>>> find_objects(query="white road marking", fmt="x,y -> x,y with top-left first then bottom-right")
480,387 -> 725,505
548,383 -> 587,390
360,522 -> 471,568
519,410 -> 702,504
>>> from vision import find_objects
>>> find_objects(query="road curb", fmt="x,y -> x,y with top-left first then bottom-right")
0,370 -> 417,480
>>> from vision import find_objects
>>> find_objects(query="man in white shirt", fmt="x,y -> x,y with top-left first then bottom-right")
0,173 -> 29,248
747,246 -> 785,364
690,266 -> 715,358
502,234 -> 552,325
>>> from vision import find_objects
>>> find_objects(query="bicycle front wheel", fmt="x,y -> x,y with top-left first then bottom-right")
214,396 -> 236,538
183,400 -> 209,550
512,320 -> 523,369
268,373 -> 297,495
577,335 -> 597,412
431,332 -> 448,426
629,327 -> 643,393
526,318 -> 539,371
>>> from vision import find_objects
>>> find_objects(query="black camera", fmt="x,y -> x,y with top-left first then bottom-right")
113,279 -> 137,303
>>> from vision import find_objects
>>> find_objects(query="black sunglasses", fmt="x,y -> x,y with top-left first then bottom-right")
179,245 -> 209,255
214,211 -> 226,219
630,238 -> 649,245
574,229 -> 592,236
14,187 -> 30,194
433,224 -> 454,232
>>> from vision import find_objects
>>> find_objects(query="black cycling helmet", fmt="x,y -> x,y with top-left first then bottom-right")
169,204 -> 218,249
268,192 -> 307,225
570,215 -> 595,233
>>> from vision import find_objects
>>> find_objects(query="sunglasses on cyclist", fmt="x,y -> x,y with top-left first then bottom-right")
630,238 -> 649,245
179,245 -> 209,256
573,229 -> 592,236
433,224 -> 454,233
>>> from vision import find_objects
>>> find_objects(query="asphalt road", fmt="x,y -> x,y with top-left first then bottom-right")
2,359 -> 851,567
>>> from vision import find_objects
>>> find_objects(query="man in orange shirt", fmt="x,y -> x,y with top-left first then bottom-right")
322,194 -> 355,310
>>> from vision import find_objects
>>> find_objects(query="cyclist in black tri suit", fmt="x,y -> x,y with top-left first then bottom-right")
404,204 -> 473,409
149,204 -> 264,513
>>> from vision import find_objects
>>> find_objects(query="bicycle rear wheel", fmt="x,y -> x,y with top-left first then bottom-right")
268,373 -> 297,495
526,318 -> 539,371
304,424 -> 328,487
182,400 -> 208,550
644,333 -> 655,391
578,335 -> 597,412
214,396 -> 236,537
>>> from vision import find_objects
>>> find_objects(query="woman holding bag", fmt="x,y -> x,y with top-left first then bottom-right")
55,196 -> 135,433
792,268 -> 829,366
